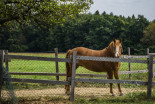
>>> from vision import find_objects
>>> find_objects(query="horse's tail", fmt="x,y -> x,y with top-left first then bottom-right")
66,50 -> 71,77
65,50 -> 72,94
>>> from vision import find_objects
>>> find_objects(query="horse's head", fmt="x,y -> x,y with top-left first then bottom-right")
110,39 -> 123,58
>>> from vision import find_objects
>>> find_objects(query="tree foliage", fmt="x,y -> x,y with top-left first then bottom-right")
141,23 -> 155,52
0,10 -> 153,54
0,0 -> 93,26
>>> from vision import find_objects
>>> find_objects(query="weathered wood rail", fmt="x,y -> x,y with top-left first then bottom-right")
8,69 -> 150,76
5,55 -> 71,62
73,78 -> 155,85
3,78 -> 70,85
76,56 -> 148,63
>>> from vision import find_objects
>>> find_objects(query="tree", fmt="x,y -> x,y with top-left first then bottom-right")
141,23 -> 155,51
94,10 -> 100,15
0,10 -> 151,53
7,29 -> 28,52
141,23 -> 155,44
0,0 -> 93,27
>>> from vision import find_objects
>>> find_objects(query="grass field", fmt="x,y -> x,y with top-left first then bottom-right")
4,53 -> 155,84
7,52 -> 154,80
2,52 -> 155,103
2,52 -> 154,90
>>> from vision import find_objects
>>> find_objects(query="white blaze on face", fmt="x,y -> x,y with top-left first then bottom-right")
115,46 -> 119,57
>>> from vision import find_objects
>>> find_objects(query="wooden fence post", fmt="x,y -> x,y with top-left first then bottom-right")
147,54 -> 154,99
147,48 -> 149,73
128,47 -> 131,79
147,48 -> 149,55
70,51 -> 77,102
54,48 -> 59,81
0,50 -> 4,100
4,50 -> 9,71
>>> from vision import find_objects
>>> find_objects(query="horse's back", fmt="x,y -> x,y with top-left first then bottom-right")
66,47 -> 107,72
69,47 -> 103,57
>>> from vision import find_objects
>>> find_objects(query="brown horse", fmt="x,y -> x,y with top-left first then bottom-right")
65,39 -> 123,96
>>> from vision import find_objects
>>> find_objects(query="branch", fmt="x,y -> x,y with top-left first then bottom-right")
0,16 -> 19,25
4,0 -> 45,4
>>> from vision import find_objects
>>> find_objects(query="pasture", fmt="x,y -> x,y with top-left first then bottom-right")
7,53 -> 150,81
1,52 -> 155,103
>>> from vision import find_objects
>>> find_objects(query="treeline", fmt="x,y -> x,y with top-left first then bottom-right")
0,11 -> 154,54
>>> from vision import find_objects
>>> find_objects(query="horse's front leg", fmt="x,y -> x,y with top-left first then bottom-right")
108,72 -> 115,96
114,70 -> 123,96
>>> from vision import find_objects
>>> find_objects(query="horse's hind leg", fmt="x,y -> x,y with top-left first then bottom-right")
114,70 -> 123,96
107,71 -> 115,96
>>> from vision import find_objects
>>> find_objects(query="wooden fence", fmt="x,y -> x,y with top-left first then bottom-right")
69,52 -> 155,101
0,50 -> 155,102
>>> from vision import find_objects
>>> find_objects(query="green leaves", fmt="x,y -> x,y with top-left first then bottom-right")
141,23 -> 155,52
0,9 -> 151,54
0,0 -> 93,26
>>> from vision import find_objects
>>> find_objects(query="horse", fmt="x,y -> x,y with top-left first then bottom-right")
65,39 -> 123,96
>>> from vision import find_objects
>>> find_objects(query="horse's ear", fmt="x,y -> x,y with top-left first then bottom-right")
121,47 -> 123,53
120,38 -> 122,43
113,39 -> 116,44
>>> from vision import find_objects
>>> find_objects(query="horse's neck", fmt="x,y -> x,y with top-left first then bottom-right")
104,46 -> 115,57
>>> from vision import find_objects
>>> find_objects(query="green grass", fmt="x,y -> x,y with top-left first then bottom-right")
3,53 -> 155,89
2,92 -> 155,104
2,53 -> 155,103
73,92 -> 155,104
7,57 -> 150,80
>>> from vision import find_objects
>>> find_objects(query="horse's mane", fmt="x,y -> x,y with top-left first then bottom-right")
105,41 -> 114,50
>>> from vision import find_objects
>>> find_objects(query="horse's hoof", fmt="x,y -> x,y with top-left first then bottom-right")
120,93 -> 123,96
65,91 -> 70,95
112,93 -> 116,96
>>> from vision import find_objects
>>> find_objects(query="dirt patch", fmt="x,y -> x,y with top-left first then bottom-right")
1,87 -> 147,104
2,87 -> 146,98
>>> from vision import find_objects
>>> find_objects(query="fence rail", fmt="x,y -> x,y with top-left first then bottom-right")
9,69 -> 150,76
121,55 -> 149,58
3,78 -> 70,85
5,55 -> 71,62
76,56 -> 148,63
9,72 -> 108,77
73,78 -> 153,85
